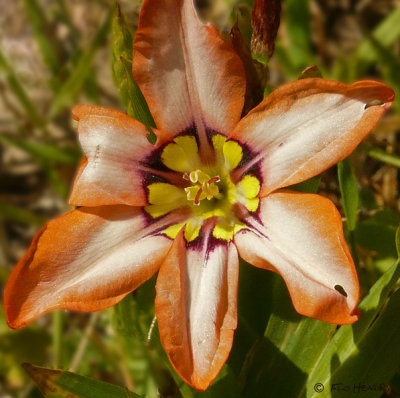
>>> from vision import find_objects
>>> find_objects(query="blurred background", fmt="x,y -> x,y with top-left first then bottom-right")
0,0 -> 399,397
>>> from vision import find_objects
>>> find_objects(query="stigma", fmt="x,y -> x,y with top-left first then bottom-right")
183,170 -> 221,205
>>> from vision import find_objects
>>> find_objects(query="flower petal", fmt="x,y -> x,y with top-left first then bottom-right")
229,79 -> 394,196
4,206 -> 186,329
156,226 -> 238,390
70,105 -> 166,207
234,190 -> 360,324
133,0 -> 245,143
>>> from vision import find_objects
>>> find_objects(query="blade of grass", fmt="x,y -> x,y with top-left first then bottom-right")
0,202 -> 47,226
49,13 -> 111,118
361,143 -> 400,168
0,49 -> 45,127
0,135 -> 81,165
22,0 -> 62,90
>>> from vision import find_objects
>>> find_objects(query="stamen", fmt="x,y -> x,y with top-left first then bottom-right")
194,188 -> 203,205
208,176 -> 220,184
183,169 -> 220,205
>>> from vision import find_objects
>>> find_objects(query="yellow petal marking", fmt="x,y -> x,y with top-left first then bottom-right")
145,183 -> 186,218
161,135 -> 200,172
212,221 -> 246,241
237,175 -> 261,212
212,134 -> 226,159
245,197 -> 260,212
223,140 -> 243,170
239,175 -> 261,198
184,219 -> 202,242
163,223 -> 185,239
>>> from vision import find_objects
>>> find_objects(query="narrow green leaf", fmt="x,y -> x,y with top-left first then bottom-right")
338,160 -> 359,231
111,4 -> 155,130
49,14 -> 111,118
0,135 -> 81,164
23,363 -> 141,397
0,202 -> 47,225
22,0 -> 61,88
307,260 -> 400,397
0,49 -> 44,127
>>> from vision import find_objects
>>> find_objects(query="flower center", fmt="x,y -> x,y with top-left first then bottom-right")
144,133 -> 261,242
183,170 -> 221,205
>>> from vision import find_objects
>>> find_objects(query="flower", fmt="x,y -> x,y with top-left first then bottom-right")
4,0 -> 394,391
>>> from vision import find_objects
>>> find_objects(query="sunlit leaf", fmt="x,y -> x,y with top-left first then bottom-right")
308,261 -> 400,397
241,276 -> 335,397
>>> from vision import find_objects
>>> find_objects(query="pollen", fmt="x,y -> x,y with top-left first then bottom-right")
183,170 -> 221,205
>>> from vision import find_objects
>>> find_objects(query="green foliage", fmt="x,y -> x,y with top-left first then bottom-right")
111,4 -> 156,133
23,363 -> 141,397
49,14 -> 111,118
2,1 -> 400,397
338,160 -> 359,232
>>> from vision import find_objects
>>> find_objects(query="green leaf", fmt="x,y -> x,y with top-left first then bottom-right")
111,4 -> 155,130
0,135 -> 81,164
289,175 -> 321,194
0,202 -> 47,225
0,49 -> 44,127
241,277 -> 336,397
396,225 -> 400,258
284,0 -> 313,69
23,363 -> 141,397
49,14 -> 111,118
308,261 -> 400,397
355,209 -> 400,258
356,6 -> 400,74
361,143 -> 400,168
228,261 -> 275,378
366,37 -> 400,113
338,160 -> 359,231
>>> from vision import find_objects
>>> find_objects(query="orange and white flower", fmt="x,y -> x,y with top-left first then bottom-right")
4,0 -> 394,391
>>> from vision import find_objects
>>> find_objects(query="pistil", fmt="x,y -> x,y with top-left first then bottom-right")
183,170 -> 221,205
